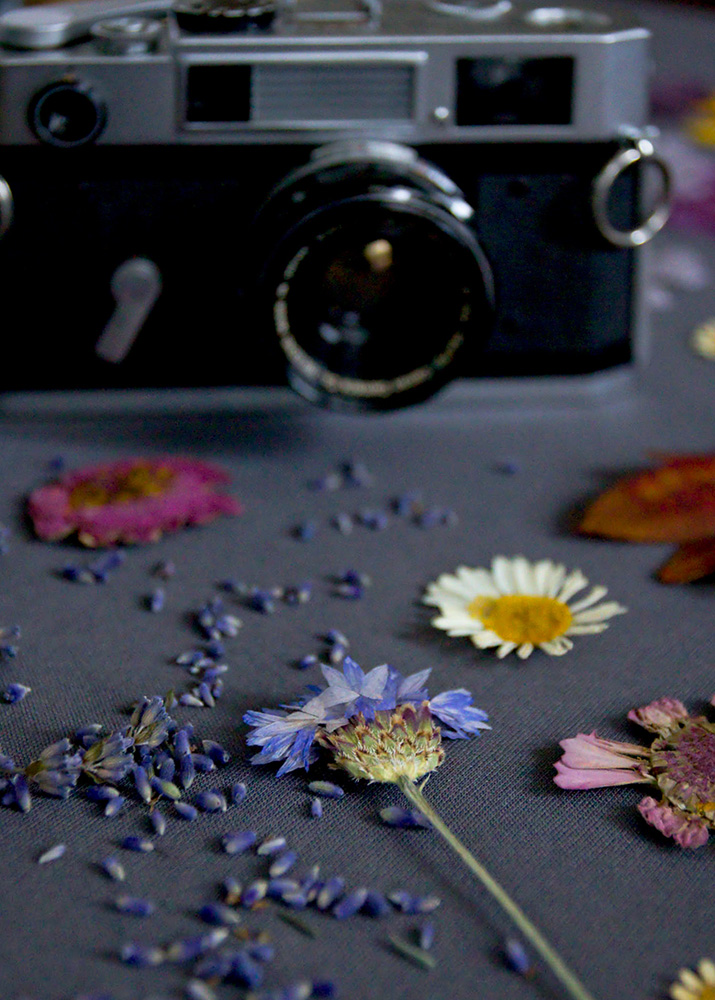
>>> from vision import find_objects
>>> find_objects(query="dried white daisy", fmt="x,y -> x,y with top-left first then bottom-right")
669,959 -> 715,1000
423,556 -> 626,660
691,317 -> 715,360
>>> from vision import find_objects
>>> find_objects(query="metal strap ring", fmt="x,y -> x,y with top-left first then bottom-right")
592,138 -> 672,248
0,174 -> 13,241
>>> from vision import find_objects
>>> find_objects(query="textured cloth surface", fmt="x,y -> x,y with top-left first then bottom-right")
2,10 -> 715,990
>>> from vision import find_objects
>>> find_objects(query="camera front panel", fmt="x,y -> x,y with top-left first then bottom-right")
0,140 -> 636,398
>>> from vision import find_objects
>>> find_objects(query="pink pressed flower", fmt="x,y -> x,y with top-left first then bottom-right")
555,696 -> 715,849
627,697 -> 690,733
28,456 -> 242,547
637,796 -> 709,850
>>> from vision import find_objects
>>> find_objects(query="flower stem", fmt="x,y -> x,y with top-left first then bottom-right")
396,775 -> 597,1000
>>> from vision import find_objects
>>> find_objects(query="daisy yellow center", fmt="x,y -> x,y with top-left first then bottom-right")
696,985 -> 715,1000
69,465 -> 175,509
467,594 -> 573,645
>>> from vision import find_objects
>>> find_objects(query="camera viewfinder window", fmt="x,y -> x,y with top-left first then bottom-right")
186,65 -> 251,122
456,57 -> 574,126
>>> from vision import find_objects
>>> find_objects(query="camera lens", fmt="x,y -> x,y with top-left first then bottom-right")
258,143 -> 493,410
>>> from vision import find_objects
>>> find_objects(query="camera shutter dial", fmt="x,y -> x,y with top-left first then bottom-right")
29,80 -> 107,148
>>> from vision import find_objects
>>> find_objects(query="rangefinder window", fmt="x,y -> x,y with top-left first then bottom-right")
186,64 -> 251,122
456,57 -> 574,126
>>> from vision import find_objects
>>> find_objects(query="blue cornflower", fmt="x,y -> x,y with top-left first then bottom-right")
318,657 -> 394,719
81,732 -> 134,783
25,738 -> 83,798
244,695 -> 346,777
427,689 -> 491,739
126,696 -> 175,749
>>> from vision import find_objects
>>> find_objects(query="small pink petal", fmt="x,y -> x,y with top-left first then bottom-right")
553,760 -> 649,790
627,698 -> 689,732
558,732 -> 646,770
637,796 -> 709,849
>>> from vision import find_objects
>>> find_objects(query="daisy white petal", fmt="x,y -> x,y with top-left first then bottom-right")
424,556 -> 625,660
567,586 -> 609,613
698,960 -> 715,984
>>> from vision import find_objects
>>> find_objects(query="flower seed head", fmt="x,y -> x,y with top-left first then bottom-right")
317,703 -> 444,784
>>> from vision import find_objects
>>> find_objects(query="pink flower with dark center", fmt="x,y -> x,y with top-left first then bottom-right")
28,456 -> 242,547
554,696 -> 715,849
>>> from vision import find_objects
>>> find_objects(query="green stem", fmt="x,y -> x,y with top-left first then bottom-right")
396,775 -> 597,1000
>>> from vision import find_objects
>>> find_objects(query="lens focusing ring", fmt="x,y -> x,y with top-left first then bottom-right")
256,145 -> 493,411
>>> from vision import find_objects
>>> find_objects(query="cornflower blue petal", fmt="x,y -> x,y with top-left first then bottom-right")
341,657 -> 365,690
428,689 -> 490,739
395,668 -> 432,704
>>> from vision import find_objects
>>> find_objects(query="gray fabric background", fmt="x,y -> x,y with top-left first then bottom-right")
1,4 -> 715,998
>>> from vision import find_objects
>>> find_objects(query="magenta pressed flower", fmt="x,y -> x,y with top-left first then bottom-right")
27,456 -> 242,547
554,695 -> 715,849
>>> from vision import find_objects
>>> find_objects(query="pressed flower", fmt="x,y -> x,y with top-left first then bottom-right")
554,695 -> 715,848
691,317 -> 715,360
27,455 -> 241,547
669,959 -> 715,1000
244,658 -> 597,1000
424,556 -> 626,659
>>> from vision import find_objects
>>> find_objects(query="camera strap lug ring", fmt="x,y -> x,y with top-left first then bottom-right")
592,137 -> 672,248
0,174 -> 12,241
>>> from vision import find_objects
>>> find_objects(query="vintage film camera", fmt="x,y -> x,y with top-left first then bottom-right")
0,0 -> 670,409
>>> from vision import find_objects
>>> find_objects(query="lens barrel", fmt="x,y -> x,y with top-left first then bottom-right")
255,142 -> 494,410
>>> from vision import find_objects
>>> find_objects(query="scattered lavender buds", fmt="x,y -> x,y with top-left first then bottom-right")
195,790 -> 227,813
3,682 -> 31,704
269,851 -> 298,877
503,937 -> 533,977
307,781 -> 344,799
115,895 -> 155,917
119,942 -> 165,967
121,835 -> 154,853
221,830 -> 257,855
379,806 -> 430,829
332,887 -> 368,920
100,857 -> 125,881
230,782 -> 247,804
310,798 -> 323,819
175,801 -> 198,821
104,795 -> 125,818
197,902 -> 242,926
257,835 -> 287,856
147,587 -> 166,613
37,843 -> 66,865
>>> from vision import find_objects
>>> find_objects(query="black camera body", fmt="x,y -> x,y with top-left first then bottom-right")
0,0 -> 667,409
